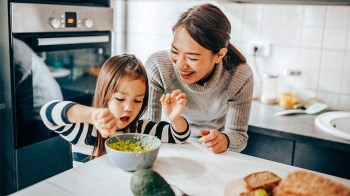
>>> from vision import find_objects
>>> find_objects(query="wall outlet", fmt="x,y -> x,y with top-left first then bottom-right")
247,42 -> 271,57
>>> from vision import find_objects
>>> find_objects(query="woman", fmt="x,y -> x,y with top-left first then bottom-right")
143,3 -> 253,154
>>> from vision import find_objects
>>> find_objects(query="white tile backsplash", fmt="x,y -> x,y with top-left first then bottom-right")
283,5 -> 304,26
300,27 -> 324,48
303,5 -> 326,27
262,5 -> 285,25
318,70 -> 342,93
339,95 -> 350,111
242,23 -> 262,42
120,0 -> 350,109
325,6 -> 350,28
323,28 -> 348,50
243,4 -> 264,24
317,91 -> 340,109
320,50 -> 344,72
298,48 -> 322,70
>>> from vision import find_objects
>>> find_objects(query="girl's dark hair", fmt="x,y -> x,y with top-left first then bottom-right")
172,3 -> 246,69
91,54 -> 149,158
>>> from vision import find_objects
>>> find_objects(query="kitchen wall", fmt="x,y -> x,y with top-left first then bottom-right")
112,0 -> 350,110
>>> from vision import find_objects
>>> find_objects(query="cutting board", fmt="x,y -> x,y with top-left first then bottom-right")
224,178 -> 248,196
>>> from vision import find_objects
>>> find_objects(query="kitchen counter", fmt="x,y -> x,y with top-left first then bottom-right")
246,101 -> 350,179
10,142 -> 350,196
249,101 -> 350,150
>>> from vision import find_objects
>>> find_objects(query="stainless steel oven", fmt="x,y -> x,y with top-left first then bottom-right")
11,2 -> 113,148
0,2 -> 113,194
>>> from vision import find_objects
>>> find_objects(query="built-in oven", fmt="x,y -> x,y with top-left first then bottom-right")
11,2 -> 113,148
0,2 -> 113,193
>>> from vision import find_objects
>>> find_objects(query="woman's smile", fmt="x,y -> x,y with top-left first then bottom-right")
179,69 -> 195,79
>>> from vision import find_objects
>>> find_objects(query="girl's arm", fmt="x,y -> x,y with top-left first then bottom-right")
66,104 -> 118,138
65,103 -> 96,124
40,100 -> 93,145
40,100 -> 118,143
137,119 -> 190,144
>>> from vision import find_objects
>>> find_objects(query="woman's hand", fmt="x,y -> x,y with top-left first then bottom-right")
91,108 -> 118,138
160,89 -> 187,122
199,129 -> 228,153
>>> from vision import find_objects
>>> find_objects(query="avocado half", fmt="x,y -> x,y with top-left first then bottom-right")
130,168 -> 175,196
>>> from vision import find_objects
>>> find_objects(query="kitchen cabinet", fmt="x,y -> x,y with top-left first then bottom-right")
294,142 -> 350,179
241,131 -> 294,165
16,137 -> 72,189
243,125 -> 350,179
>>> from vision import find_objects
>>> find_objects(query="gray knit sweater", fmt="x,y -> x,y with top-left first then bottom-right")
143,50 -> 253,152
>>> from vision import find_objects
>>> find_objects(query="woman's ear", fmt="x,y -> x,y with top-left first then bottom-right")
214,48 -> 228,64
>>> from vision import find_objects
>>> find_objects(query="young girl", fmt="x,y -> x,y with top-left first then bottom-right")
40,54 -> 190,167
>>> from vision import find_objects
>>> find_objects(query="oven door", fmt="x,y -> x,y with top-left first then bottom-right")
12,31 -> 111,148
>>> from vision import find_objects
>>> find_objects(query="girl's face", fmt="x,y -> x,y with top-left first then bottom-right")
170,26 -> 222,85
107,76 -> 146,130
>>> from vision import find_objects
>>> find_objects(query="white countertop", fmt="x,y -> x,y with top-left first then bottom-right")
11,142 -> 350,196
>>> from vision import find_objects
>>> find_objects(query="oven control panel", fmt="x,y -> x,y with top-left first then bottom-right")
50,12 -> 94,29
11,3 -> 113,33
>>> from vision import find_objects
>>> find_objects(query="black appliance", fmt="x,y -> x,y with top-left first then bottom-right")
1,2 -> 113,194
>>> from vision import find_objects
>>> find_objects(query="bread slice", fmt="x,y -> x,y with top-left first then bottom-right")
274,170 -> 350,196
243,171 -> 282,191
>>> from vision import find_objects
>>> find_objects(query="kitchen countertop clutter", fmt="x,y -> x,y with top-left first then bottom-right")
249,101 -> 350,146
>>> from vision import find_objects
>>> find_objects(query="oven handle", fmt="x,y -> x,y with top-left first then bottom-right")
37,35 -> 109,46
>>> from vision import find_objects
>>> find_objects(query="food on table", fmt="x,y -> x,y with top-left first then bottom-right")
274,170 -> 350,196
130,168 -> 175,196
241,171 -> 282,196
225,170 -> 350,196
107,137 -> 154,153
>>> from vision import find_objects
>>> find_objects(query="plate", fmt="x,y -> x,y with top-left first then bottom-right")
224,178 -> 248,196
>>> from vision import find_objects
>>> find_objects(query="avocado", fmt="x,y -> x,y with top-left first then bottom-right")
130,168 -> 175,196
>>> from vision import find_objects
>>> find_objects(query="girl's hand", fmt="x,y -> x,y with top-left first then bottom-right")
199,129 -> 228,153
160,89 -> 187,122
91,108 -> 118,138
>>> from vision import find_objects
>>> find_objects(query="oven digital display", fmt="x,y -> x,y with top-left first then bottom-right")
65,12 -> 77,28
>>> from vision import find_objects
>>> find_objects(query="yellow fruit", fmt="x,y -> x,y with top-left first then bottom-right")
279,92 -> 299,109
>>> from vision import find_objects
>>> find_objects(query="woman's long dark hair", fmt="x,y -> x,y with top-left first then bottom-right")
91,54 -> 149,158
172,3 -> 246,69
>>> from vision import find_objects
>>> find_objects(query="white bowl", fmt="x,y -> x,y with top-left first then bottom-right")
105,133 -> 161,171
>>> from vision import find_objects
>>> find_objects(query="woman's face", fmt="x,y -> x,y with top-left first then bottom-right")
170,26 -> 219,85
107,77 -> 146,130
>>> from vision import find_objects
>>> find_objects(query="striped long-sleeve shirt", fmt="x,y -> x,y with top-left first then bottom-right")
143,50 -> 253,152
40,100 -> 191,167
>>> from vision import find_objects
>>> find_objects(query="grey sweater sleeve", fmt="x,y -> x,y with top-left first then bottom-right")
142,53 -> 165,122
223,66 -> 254,152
